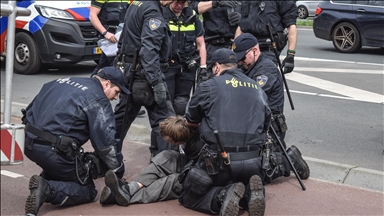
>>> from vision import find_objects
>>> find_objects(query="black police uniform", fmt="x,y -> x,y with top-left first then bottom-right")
190,0 -> 240,62
91,0 -> 130,76
24,77 -> 125,206
178,68 -> 271,214
114,1 -> 176,155
162,5 -> 205,115
239,0 -> 297,64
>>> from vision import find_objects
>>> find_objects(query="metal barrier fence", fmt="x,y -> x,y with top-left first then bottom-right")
1,1 -> 30,165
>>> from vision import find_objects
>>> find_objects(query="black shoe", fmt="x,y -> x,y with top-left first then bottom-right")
248,175 -> 266,216
220,182 -> 245,216
137,109 -> 145,116
100,186 -> 116,205
25,175 -> 51,215
287,145 -> 310,180
104,170 -> 131,206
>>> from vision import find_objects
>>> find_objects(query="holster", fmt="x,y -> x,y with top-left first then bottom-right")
198,144 -> 219,176
131,71 -> 155,107
271,112 -> 288,133
274,31 -> 288,50
76,151 -> 107,185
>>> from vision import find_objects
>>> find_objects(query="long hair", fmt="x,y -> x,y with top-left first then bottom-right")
159,115 -> 191,143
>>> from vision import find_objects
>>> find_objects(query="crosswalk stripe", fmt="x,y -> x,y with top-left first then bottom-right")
293,67 -> 384,74
1,170 -> 23,178
286,73 -> 384,104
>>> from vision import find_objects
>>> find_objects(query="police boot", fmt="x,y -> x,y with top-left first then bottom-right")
100,186 -> 117,205
25,175 -> 52,215
287,145 -> 310,180
104,170 -> 131,206
218,182 -> 245,216
248,175 -> 266,216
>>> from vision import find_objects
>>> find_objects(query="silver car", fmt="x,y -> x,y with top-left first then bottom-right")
296,0 -> 322,19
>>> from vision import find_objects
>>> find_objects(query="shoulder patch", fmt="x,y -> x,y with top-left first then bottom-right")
149,18 -> 161,30
256,75 -> 268,87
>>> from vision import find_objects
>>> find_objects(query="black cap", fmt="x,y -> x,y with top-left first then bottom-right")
209,48 -> 238,68
232,33 -> 258,61
97,67 -> 130,94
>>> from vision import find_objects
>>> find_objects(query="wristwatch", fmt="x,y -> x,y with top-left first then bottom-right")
102,31 -> 107,36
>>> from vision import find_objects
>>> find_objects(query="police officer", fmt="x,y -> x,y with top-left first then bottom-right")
89,0 -> 130,76
235,0 -> 297,74
233,33 -> 310,182
113,0 -> 176,158
189,0 -> 241,84
178,48 -> 270,216
163,0 -> 207,115
23,67 -> 127,215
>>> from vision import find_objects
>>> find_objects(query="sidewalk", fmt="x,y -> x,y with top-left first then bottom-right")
1,138 -> 383,215
1,105 -> 384,215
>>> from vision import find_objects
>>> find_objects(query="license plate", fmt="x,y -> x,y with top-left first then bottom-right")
94,47 -> 102,55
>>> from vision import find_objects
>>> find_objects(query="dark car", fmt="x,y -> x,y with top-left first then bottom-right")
313,0 -> 384,53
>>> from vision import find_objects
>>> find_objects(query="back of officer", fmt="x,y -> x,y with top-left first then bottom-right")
178,48 -> 270,216
163,0 -> 207,115
89,0 -> 130,76
235,0 -> 297,74
113,0 -> 176,158
23,67 -> 127,215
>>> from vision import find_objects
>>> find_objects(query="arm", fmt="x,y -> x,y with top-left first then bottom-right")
86,99 -> 124,177
286,24 -> 297,52
196,36 -> 207,66
191,1 -> 214,14
234,26 -> 242,39
89,2 -> 118,43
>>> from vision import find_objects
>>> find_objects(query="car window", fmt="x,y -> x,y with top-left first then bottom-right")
355,0 -> 368,5
332,0 -> 354,3
369,0 -> 384,6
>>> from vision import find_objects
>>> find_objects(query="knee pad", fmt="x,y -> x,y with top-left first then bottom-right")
183,167 -> 213,195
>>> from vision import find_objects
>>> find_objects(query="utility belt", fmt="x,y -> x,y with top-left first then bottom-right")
25,123 -> 79,158
205,36 -> 233,46
119,55 -> 169,71
199,144 -> 260,175
256,31 -> 287,51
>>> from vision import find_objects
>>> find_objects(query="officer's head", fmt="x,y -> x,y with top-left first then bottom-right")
232,33 -> 260,69
160,0 -> 175,7
170,0 -> 187,13
95,67 -> 130,100
209,48 -> 238,77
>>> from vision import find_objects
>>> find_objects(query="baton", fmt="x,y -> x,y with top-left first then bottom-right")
266,24 -> 295,110
269,126 -> 306,191
214,130 -> 235,182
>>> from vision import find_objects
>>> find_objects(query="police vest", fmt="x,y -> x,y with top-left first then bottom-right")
165,7 -> 197,61
98,0 -> 130,26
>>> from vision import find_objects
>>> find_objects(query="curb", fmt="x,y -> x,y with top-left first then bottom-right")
2,100 -> 383,193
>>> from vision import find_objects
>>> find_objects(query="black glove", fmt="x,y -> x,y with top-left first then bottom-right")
212,0 -> 238,8
282,54 -> 294,74
153,82 -> 167,105
196,67 -> 212,86
228,11 -> 241,26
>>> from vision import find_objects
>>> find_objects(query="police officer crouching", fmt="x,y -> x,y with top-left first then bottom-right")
23,67 -> 127,215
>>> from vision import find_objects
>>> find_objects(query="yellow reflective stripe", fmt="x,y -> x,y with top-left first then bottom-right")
168,22 -> 195,31
96,0 -> 130,3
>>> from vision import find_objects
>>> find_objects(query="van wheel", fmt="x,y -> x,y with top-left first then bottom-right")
297,6 -> 308,19
332,22 -> 361,53
14,32 -> 41,75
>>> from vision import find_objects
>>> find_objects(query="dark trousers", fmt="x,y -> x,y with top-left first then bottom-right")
114,64 -> 176,154
24,135 -> 97,206
178,156 -> 264,214
90,52 -> 116,77
164,63 -> 195,116
259,48 -> 281,66
206,43 -> 232,64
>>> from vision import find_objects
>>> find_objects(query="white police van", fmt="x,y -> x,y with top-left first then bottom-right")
0,1 -> 101,75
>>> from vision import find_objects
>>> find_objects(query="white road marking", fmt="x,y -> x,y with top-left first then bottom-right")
1,170 -> 24,178
293,67 -> 384,75
286,73 -> 384,104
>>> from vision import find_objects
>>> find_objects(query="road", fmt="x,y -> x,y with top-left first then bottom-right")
1,28 -> 383,171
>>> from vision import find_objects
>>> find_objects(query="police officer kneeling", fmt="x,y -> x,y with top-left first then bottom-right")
23,67 -> 127,215
178,48 -> 270,216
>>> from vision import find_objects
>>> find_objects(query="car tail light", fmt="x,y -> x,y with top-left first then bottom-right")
315,7 -> 323,16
